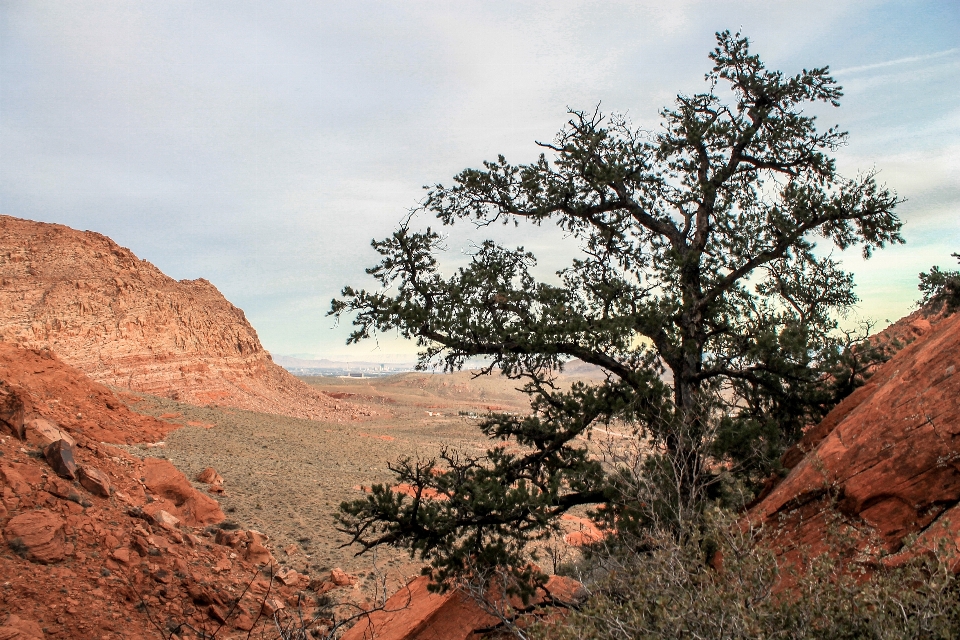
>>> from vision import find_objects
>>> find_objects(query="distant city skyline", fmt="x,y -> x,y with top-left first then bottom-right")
2,1 -> 957,360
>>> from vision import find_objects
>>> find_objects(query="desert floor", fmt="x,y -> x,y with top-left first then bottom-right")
120,370 -> 542,594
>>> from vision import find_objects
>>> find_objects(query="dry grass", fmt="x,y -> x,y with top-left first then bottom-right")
118,370 -> 536,597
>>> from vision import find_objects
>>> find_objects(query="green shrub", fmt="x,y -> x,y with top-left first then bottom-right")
919,253 -> 960,313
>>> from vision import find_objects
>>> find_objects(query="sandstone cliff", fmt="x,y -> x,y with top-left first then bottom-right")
750,308 -> 960,568
0,215 -> 344,421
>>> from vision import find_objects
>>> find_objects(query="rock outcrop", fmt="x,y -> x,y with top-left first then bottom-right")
340,573 -> 585,640
0,341 -> 175,444
750,309 -> 960,568
0,215 -> 345,421
140,457 -> 224,527
4,510 -> 69,564
0,341 -> 357,639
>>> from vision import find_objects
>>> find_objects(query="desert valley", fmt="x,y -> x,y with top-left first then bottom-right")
0,215 -> 599,639
2,2 -> 958,637
1,208 -> 960,639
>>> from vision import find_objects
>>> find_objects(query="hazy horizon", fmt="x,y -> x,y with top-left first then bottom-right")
2,1 -> 957,359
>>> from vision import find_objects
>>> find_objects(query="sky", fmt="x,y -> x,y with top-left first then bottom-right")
1,0 -> 958,361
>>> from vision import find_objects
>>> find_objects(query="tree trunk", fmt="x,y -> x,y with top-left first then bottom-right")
668,304 -> 707,522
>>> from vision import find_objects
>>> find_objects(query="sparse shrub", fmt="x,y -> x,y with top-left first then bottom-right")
919,253 -> 960,313
533,513 -> 960,640
8,537 -> 28,558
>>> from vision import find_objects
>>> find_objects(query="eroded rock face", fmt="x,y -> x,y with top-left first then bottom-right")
4,509 -> 68,564
750,311 -> 960,567
142,457 -> 224,527
0,338 -> 175,445
0,340 -> 353,638
0,215 -> 343,421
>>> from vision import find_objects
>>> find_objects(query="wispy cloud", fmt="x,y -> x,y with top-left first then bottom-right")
2,1 -> 956,354
833,48 -> 959,76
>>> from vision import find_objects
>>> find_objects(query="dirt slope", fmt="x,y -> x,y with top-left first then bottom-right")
0,215 -> 347,421
750,309 -> 960,567
0,342 -> 362,639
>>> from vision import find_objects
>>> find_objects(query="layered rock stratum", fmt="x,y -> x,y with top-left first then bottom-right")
0,215 -> 346,421
750,307 -> 960,568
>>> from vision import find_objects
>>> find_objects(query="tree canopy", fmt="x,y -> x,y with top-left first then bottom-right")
330,31 -> 902,586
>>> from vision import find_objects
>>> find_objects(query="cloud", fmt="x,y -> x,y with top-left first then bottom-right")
833,47 -> 959,76
1,0 -> 957,357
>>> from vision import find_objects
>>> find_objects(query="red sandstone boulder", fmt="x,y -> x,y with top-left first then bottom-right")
142,457 -> 224,526
340,575 -> 499,640
0,380 -> 24,439
0,462 -> 42,496
340,572 -> 585,640
261,597 -> 285,616
330,567 -> 358,587
111,547 -> 132,565
43,439 -> 77,480
196,467 -> 223,484
4,509 -> 69,564
750,311 -> 960,566
0,614 -> 43,640
43,475 -> 80,503
245,540 -> 274,565
22,417 -> 74,448
153,509 -> 181,530
215,528 -> 245,548
275,567 -> 308,588
542,574 -> 588,605
78,465 -> 111,497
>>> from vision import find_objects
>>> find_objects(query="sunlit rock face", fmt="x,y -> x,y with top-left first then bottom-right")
0,214 -> 341,420
750,308 -> 960,569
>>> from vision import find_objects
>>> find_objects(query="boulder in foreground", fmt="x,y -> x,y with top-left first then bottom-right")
4,509 -> 68,564
341,573 -> 585,640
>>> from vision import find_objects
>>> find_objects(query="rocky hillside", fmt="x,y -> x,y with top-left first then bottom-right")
0,215 -> 347,421
0,342 -> 363,639
750,308 -> 960,568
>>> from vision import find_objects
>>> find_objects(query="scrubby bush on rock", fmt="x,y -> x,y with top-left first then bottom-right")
919,253 -> 960,312
534,513 -> 960,640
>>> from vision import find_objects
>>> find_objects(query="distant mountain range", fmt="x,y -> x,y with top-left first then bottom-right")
271,353 -> 608,379
270,354 -> 418,372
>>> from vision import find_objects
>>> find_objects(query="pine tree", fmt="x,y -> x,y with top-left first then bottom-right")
330,31 -> 903,586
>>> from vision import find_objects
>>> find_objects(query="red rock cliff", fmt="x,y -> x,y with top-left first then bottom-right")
750,309 -> 960,568
0,215 -> 340,420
